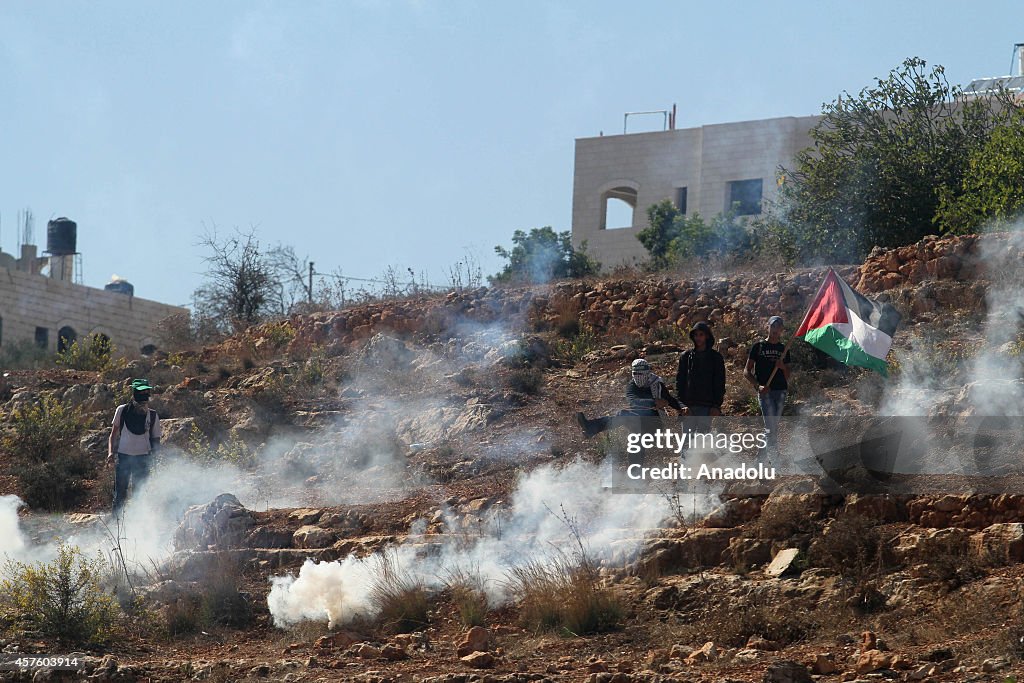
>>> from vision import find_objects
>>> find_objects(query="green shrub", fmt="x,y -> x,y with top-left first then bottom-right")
0,544 -> 119,645
552,322 -> 600,364
185,424 -> 254,468
4,396 -> 91,511
262,321 -> 296,349
0,338 -> 52,370
56,335 -> 114,371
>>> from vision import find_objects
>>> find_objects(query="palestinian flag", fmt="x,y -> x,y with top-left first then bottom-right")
795,268 -> 901,376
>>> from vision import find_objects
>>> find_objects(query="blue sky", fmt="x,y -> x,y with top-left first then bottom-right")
1,1 -> 1022,307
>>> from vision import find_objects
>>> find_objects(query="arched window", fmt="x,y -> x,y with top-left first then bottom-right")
601,186 -> 638,229
58,326 -> 77,353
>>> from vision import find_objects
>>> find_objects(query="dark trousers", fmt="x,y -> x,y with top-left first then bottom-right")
113,453 -> 151,514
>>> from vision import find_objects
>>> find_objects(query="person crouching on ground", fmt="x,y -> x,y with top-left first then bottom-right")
575,358 -> 682,438
745,315 -> 791,454
108,378 -> 162,516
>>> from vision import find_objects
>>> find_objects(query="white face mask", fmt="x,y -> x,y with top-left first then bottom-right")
632,371 -> 653,388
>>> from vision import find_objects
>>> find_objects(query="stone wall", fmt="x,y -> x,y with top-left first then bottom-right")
0,267 -> 186,355
280,233 -> 1008,352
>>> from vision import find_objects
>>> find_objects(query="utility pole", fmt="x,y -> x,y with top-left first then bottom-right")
308,261 -> 314,304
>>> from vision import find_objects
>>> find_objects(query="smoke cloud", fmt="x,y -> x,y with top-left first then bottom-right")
0,495 -> 27,560
267,457 -> 715,628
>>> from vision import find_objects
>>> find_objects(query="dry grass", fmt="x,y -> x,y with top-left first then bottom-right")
368,552 -> 430,634
441,566 -> 489,627
505,555 -> 623,636
807,512 -> 887,582
670,587 -> 821,648
746,495 -> 819,541
506,367 -> 544,395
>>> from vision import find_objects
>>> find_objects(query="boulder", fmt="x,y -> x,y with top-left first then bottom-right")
173,493 -> 255,551
765,548 -> 801,578
763,660 -> 812,683
456,626 -> 490,657
293,525 -> 337,549
460,651 -> 495,669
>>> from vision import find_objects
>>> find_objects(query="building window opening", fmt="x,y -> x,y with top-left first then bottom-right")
727,178 -> 763,216
35,327 -> 49,349
58,326 -> 77,353
602,186 -> 638,229
675,187 -> 688,214
91,333 -> 112,357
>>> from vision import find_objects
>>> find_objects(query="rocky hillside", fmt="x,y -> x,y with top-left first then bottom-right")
1,231 -> 1023,682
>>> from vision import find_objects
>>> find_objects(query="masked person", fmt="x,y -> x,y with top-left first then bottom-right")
108,379 -> 162,515
745,315 -> 791,454
575,359 -> 681,438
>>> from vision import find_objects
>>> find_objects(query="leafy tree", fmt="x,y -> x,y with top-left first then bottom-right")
637,200 -> 753,266
780,57 -> 1018,262
936,109 -> 1024,233
636,200 -> 681,266
491,227 -> 600,284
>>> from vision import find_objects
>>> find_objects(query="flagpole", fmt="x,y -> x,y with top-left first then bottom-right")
761,267 -> 834,390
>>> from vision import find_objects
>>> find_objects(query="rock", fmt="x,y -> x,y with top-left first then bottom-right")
460,651 -> 495,669
982,656 -> 1009,672
288,508 -> 323,525
173,493 -> 255,551
456,626 -> 490,657
292,525 -> 336,549
380,643 -> 409,661
855,649 -> 893,674
973,522 -> 1024,563
315,631 -> 361,650
668,644 -> 693,660
355,644 -> 380,659
808,653 -> 838,674
65,513 -> 101,527
159,417 -> 198,448
763,660 -> 812,683
765,548 -> 801,577
360,333 -> 415,368
745,635 -> 779,651
685,641 -> 719,664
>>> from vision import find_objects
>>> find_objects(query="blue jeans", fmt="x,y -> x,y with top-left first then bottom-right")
758,390 -> 787,449
113,453 -> 151,514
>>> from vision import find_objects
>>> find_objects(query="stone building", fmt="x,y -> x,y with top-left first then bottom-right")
571,45 -> 1024,270
570,113 -> 820,268
0,218 -> 185,357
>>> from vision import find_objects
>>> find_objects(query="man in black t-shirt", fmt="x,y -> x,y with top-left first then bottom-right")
744,316 -> 791,453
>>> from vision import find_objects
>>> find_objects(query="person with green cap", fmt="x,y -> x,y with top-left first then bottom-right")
108,379 -> 162,515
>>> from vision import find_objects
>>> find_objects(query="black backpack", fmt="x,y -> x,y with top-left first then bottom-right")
119,404 -> 157,439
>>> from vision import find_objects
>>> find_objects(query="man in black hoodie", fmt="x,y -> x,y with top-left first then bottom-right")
675,321 -> 726,419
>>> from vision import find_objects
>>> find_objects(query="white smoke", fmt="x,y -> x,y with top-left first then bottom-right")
267,457 -> 712,628
881,227 -> 1024,417
0,495 -> 27,560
